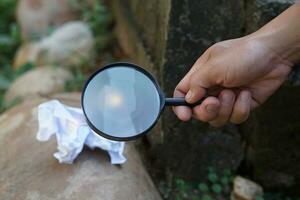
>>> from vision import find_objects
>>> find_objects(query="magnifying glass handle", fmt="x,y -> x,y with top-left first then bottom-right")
165,97 -> 204,107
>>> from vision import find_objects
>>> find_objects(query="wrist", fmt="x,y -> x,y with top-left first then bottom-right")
246,33 -> 296,67
248,4 -> 300,65
243,34 -> 295,68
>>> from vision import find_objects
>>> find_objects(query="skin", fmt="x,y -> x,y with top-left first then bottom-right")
174,3 -> 300,127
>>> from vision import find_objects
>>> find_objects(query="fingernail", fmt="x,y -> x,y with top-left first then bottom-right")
186,90 -> 193,100
206,104 -> 219,113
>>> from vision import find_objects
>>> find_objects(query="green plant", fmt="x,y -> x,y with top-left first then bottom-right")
198,183 -> 209,192
64,0 -> 115,91
256,196 -> 264,200
69,0 -> 113,53
0,0 -> 23,113
64,67 -> 87,92
172,167 -> 234,200
201,194 -> 212,200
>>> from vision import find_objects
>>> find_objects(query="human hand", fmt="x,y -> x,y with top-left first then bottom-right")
173,36 -> 293,127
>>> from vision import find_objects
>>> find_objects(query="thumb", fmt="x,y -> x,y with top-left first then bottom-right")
185,66 -> 216,103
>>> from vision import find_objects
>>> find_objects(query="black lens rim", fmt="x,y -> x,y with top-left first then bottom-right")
81,62 -> 165,141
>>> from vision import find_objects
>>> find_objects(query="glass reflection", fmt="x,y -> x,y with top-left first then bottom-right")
83,66 -> 161,138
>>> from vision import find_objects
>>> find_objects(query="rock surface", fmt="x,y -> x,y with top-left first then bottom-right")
13,21 -> 94,69
37,21 -> 94,68
13,43 -> 40,69
0,93 -> 162,200
231,176 -> 263,200
5,67 -> 73,102
17,0 -> 80,40
113,0 -> 245,182
113,0 -> 300,193
241,0 -> 300,192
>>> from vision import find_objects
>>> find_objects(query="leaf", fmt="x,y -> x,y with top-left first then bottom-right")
211,184 -> 222,194
223,169 -> 232,176
201,194 -> 212,200
208,172 -> 218,183
207,167 -> 215,173
198,183 -> 209,192
221,177 -> 229,185
255,196 -> 264,200
0,74 -> 11,89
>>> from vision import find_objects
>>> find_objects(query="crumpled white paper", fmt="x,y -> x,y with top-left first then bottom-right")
36,100 -> 126,164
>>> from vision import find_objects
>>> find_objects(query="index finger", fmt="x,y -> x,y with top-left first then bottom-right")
173,49 -> 211,121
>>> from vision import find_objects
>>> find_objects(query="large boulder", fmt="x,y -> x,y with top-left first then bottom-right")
0,93 -> 162,200
112,0 -> 300,194
13,43 -> 40,69
17,0 -> 81,41
241,0 -> 300,192
5,67 -> 73,102
112,0 -> 245,183
13,21 -> 95,69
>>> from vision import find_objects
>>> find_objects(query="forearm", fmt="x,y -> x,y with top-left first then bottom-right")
249,3 -> 300,64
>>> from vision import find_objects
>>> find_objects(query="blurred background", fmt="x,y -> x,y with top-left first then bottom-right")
0,0 -> 300,200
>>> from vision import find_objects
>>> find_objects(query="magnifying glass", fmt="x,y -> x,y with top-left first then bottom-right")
81,62 -> 204,141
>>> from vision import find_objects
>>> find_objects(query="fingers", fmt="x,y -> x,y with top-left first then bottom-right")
175,49 -> 211,94
209,90 -> 235,127
173,89 -> 192,121
173,49 -> 211,121
192,89 -> 251,126
185,67 -> 215,103
192,96 -> 221,122
230,90 -> 251,124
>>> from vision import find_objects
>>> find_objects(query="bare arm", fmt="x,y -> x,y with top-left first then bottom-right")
173,3 -> 300,126
251,3 -> 300,64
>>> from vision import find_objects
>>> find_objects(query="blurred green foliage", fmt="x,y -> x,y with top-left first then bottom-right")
0,0 -> 114,110
69,0 -> 113,53
171,167 -> 234,200
65,0 -> 114,92
168,167 -> 300,200
0,0 -> 25,113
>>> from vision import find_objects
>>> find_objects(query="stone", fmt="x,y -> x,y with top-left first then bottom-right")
0,93 -> 162,200
246,0 -> 296,34
113,0 -> 245,182
241,0 -> 300,192
113,0 -> 300,194
241,85 -> 300,192
37,21 -> 94,68
17,0 -> 80,41
13,22 -> 95,69
5,67 -> 73,102
13,43 -> 40,69
231,176 -> 263,200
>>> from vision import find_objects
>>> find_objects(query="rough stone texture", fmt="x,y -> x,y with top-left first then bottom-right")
231,176 -> 263,200
241,0 -> 300,192
0,93 -> 162,200
113,0 -> 300,193
37,21 -> 95,68
241,85 -> 300,192
5,67 -> 73,102
17,0 -> 81,41
245,0 -> 295,34
113,0 -> 245,182
13,21 -> 95,69
13,43 -> 40,69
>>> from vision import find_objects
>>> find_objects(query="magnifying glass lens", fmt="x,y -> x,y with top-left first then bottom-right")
83,66 -> 161,139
